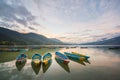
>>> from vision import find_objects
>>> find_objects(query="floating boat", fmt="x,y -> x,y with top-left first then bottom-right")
55,58 -> 70,73
64,52 -> 86,65
16,54 -> 27,71
42,53 -> 52,73
42,59 -> 52,73
55,52 -> 69,64
43,53 -> 52,65
72,52 -> 90,59
32,54 -> 42,65
16,54 -> 27,63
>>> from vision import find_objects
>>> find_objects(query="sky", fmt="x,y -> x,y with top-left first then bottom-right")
0,0 -> 120,43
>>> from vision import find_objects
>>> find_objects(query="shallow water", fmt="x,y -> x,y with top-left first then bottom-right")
0,47 -> 120,80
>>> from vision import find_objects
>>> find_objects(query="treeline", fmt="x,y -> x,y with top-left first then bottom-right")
0,41 -> 27,45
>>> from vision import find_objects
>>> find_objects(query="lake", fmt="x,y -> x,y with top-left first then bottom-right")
0,45 -> 120,80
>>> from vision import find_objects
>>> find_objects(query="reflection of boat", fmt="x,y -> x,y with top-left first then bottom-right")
42,53 -> 52,73
31,61 -> 41,74
31,54 -> 42,74
55,58 -> 70,73
55,52 -> 69,64
84,59 -> 91,64
72,52 -> 90,59
64,52 -> 86,65
42,59 -> 52,73
16,54 -> 27,71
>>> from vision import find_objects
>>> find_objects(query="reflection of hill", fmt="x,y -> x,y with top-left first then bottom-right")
55,58 -> 70,73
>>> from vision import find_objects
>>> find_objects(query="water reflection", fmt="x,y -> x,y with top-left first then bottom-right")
15,59 -> 26,71
55,58 -> 70,73
42,59 -> 52,73
0,46 -> 120,80
31,61 -> 41,74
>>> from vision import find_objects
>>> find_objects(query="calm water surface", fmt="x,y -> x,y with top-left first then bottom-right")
0,46 -> 120,80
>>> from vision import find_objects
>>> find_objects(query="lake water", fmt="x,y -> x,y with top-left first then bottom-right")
0,45 -> 120,80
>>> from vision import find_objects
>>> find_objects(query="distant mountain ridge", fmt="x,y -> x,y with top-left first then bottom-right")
0,27 -> 63,45
82,36 -> 120,45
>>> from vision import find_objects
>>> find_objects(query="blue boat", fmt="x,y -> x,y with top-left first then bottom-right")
72,52 -> 90,59
55,52 -> 69,64
43,53 -> 52,65
16,54 -> 27,63
16,54 -> 27,71
32,54 -> 42,65
64,52 -> 86,65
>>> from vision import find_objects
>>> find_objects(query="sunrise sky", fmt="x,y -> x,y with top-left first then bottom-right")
0,0 -> 120,43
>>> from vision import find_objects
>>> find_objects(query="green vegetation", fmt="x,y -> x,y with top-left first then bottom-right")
0,48 -> 60,63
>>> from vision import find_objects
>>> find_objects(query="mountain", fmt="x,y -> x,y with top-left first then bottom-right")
50,38 -> 63,43
0,27 -> 63,45
82,36 -> 120,45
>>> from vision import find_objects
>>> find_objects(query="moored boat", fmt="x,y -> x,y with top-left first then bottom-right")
72,52 -> 90,59
43,53 -> 52,65
64,52 -> 86,62
32,54 -> 42,65
55,52 -> 69,64
16,54 -> 27,63
64,52 -> 86,65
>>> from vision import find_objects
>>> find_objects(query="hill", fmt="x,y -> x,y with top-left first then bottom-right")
82,36 -> 120,45
0,27 -> 63,45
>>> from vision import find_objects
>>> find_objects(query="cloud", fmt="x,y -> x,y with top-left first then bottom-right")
0,0 -> 44,33
0,0 -> 120,43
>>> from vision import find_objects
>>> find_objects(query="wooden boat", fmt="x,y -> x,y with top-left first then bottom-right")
55,52 -> 69,64
42,53 -> 52,65
42,53 -> 52,73
16,54 -> 27,71
64,52 -> 86,65
16,54 -> 27,63
55,58 -> 70,73
42,59 -> 52,73
31,54 -> 42,74
72,52 -> 90,59
32,54 -> 42,66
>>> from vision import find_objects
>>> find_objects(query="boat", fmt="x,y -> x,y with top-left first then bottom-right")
42,53 -> 52,65
42,59 -> 52,73
42,53 -> 52,73
31,54 -> 42,74
64,52 -> 86,65
32,54 -> 42,66
55,52 -> 69,64
16,54 -> 27,71
55,58 -> 70,73
16,54 -> 27,63
72,52 -> 90,59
